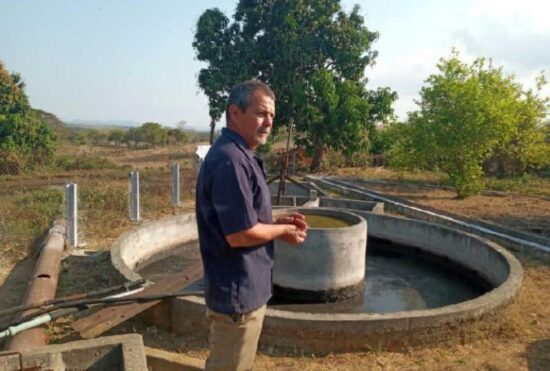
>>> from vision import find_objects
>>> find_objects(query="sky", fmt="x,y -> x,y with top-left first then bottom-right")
1,0 -> 549,130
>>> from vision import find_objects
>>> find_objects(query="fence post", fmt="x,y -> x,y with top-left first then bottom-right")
129,170 -> 140,222
309,189 -> 318,201
66,183 -> 78,248
171,162 -> 180,207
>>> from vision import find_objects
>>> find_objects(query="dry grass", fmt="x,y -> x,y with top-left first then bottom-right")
1,145 -> 549,369
333,166 -> 550,198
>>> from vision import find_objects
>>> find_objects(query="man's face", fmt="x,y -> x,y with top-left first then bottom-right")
229,90 -> 275,150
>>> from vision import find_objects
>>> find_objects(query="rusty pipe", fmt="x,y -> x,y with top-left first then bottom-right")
5,220 -> 65,350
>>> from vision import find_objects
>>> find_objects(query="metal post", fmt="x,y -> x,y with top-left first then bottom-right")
129,170 -> 140,222
171,162 -> 180,207
66,183 -> 78,248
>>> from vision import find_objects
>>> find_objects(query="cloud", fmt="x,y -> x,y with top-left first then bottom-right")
454,26 -> 550,73
456,0 -> 550,74
367,47 -> 450,120
468,0 -> 550,34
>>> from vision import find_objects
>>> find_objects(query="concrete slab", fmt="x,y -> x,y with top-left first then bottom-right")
0,334 -> 148,371
145,346 -> 205,371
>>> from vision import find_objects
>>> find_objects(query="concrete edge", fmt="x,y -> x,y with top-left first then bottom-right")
145,346 -> 205,371
313,175 -> 550,259
1,334 -> 148,371
109,207 -> 524,353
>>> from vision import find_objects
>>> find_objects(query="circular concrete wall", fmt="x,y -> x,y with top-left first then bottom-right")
110,203 -> 523,354
273,208 -> 367,302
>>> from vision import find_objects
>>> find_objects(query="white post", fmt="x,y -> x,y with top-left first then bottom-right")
309,189 -> 318,201
129,170 -> 140,222
65,183 -> 78,248
171,162 -> 180,207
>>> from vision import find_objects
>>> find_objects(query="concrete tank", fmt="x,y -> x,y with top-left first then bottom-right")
273,208 -> 367,302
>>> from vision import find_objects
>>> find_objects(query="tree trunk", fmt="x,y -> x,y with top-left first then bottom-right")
209,119 -> 215,145
309,145 -> 325,172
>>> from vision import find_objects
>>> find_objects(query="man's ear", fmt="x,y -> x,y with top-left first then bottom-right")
228,104 -> 241,124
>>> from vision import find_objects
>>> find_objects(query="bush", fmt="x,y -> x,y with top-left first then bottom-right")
54,155 -> 117,171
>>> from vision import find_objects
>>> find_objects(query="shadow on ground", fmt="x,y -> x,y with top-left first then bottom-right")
527,338 -> 550,370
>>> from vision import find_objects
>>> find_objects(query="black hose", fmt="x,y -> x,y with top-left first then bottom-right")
3,290 -> 204,330
0,279 -> 147,319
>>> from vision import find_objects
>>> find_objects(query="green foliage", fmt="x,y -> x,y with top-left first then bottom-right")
389,51 -> 549,198
256,141 -> 272,156
11,189 -> 64,237
193,1 -> 396,166
0,61 -> 57,174
0,61 -> 29,116
121,123 -> 190,148
139,122 -> 168,147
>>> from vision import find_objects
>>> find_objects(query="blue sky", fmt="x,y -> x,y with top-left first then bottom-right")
1,0 -> 549,130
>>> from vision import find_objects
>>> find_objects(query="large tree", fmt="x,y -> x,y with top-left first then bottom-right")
388,51 -> 549,198
193,0 -> 395,169
0,61 -> 56,174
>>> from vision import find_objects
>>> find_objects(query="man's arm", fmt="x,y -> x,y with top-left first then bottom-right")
226,215 -> 307,248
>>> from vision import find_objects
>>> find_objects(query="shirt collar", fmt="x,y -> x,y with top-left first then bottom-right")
222,127 -> 255,160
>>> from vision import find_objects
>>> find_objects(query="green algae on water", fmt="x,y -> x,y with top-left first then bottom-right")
305,214 -> 352,228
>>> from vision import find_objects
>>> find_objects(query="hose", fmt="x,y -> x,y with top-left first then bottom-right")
0,289 -> 204,337
0,278 -> 146,319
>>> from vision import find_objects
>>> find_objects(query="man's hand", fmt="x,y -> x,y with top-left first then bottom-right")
274,212 -> 308,230
281,225 -> 307,244
275,212 -> 308,244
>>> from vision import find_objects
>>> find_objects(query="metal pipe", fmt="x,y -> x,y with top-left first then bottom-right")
276,121 -> 293,205
5,221 -> 65,350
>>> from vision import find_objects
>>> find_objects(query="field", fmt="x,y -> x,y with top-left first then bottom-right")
0,143 -> 549,370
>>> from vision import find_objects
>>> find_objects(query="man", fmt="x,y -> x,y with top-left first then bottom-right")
196,80 -> 308,371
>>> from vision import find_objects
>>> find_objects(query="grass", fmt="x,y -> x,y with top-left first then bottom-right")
333,166 -> 550,197
0,143 -> 197,258
485,174 -> 550,197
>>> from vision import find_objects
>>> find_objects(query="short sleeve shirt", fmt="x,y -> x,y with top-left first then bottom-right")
195,127 -> 273,314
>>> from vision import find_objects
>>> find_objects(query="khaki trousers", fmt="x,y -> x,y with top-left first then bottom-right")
205,304 -> 267,371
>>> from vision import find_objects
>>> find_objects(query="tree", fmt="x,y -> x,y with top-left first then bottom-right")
167,128 -> 189,145
388,51 -> 549,198
124,127 -> 143,149
139,122 -> 168,147
296,69 -> 373,170
0,61 -> 56,174
484,74 -> 550,176
87,129 -> 107,145
193,8 -> 248,144
193,1 -> 395,169
108,129 -> 126,147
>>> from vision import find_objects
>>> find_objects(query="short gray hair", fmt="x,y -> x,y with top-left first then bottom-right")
225,80 -> 275,125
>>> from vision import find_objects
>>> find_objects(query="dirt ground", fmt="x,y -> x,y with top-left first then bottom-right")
1,146 -> 549,370
333,167 -> 550,241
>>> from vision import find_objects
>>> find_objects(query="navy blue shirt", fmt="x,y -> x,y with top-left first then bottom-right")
195,128 -> 274,314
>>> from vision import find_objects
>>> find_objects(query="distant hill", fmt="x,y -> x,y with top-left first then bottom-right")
32,108 -> 69,138
65,119 -> 141,129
